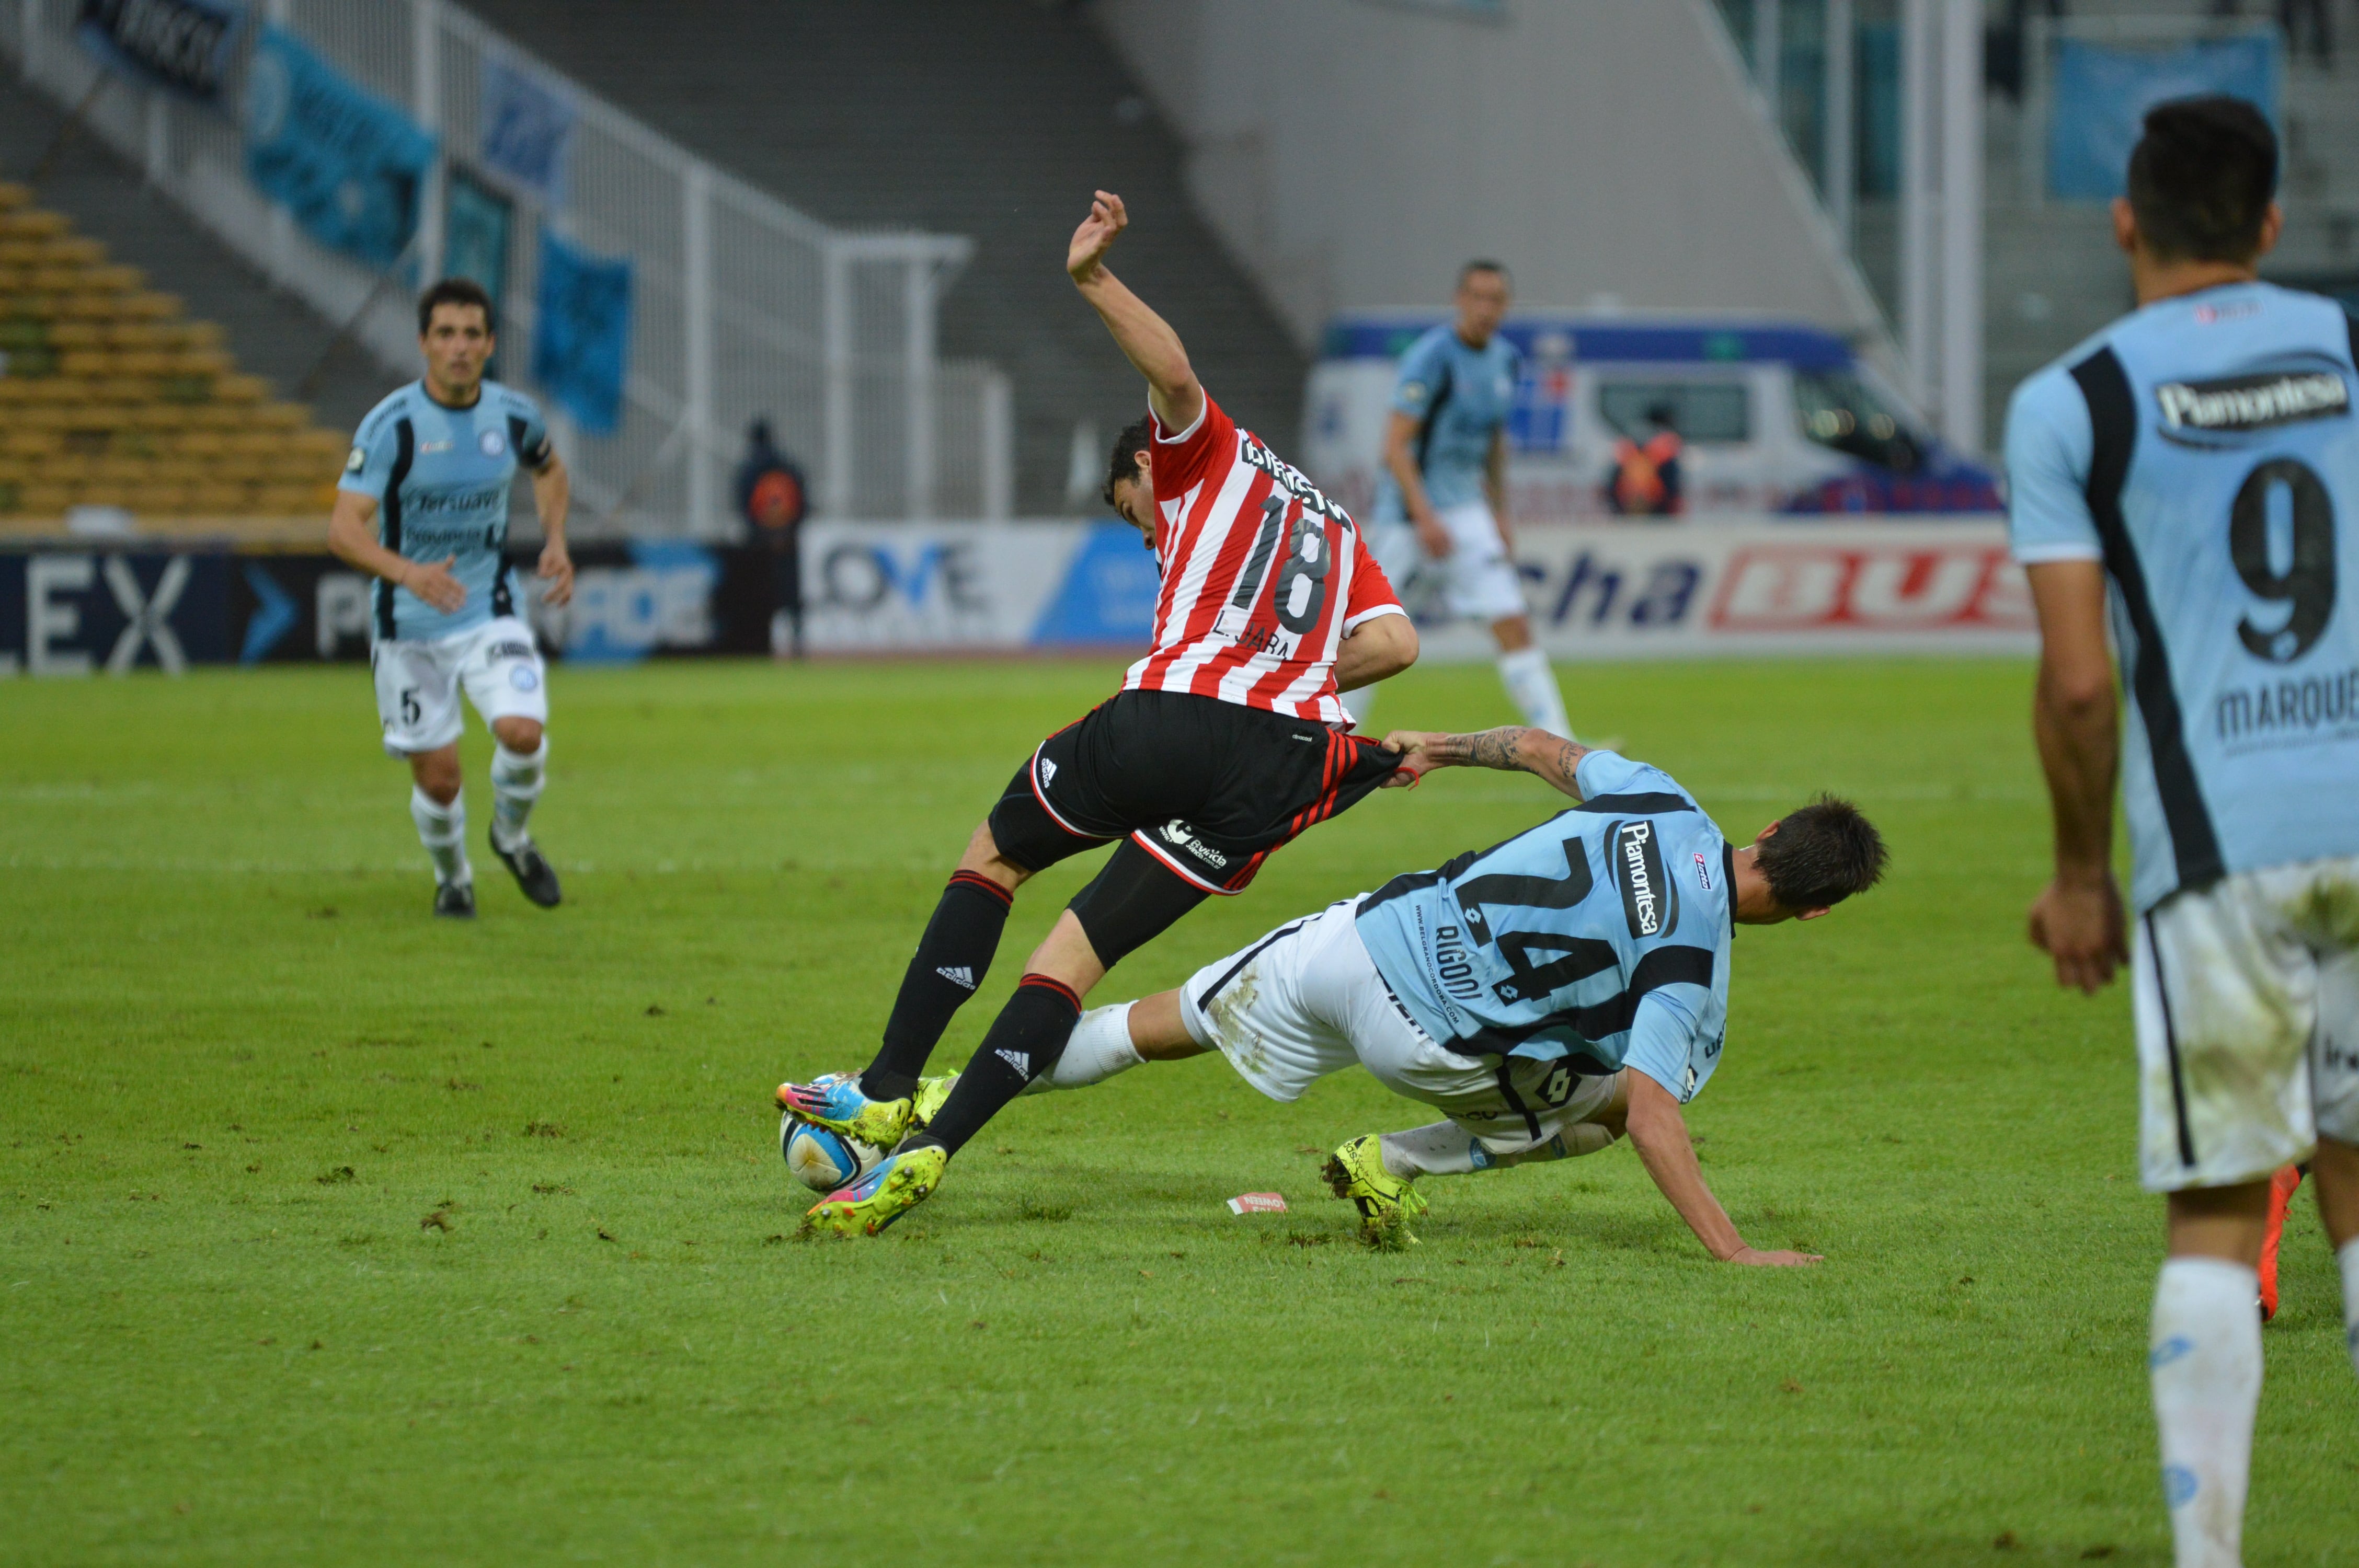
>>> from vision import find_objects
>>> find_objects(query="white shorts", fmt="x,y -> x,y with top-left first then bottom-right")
2133,852 -> 2359,1192
1370,499 -> 1528,625
1180,896 -> 1619,1157
370,615 -> 548,756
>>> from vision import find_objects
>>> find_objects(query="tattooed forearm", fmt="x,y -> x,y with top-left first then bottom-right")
1429,727 -> 1530,771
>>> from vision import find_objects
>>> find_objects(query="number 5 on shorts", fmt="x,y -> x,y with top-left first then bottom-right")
400,688 -> 421,727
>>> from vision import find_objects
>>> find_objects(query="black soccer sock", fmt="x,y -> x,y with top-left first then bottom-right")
913,975 -> 1081,1156
861,871 -> 1015,1101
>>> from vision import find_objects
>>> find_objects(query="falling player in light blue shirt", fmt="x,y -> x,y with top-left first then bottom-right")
328,278 -> 574,919
1012,724 -> 1886,1258
2006,96 -> 2359,1568
1342,262 -> 1575,742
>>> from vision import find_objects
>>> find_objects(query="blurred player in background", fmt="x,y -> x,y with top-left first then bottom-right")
329,279 -> 572,919
1014,725 -> 1882,1258
781,191 -> 1419,1236
2008,97 -> 2359,1568
1341,261 -> 1574,740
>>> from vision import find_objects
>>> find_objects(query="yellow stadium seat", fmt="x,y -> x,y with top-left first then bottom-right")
0,203 -> 377,533
0,210 -> 68,238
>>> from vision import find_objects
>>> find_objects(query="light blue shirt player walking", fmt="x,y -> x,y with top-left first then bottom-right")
2009,281 -> 2359,917
1343,261 -> 1573,742
1033,725 -> 1887,1260
327,278 -> 575,919
1374,320 -> 1519,515
2007,96 -> 2359,1568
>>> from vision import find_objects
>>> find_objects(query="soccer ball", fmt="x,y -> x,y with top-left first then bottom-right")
781,1114 -> 881,1194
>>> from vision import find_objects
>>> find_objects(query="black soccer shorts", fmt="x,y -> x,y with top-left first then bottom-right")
986,689 -> 1404,965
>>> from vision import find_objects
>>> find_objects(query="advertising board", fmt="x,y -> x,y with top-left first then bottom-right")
0,543 -> 772,673
0,520 -> 2033,675
796,519 -> 2034,660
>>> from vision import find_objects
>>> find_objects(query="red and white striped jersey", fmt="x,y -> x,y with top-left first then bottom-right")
1122,391 -> 1403,724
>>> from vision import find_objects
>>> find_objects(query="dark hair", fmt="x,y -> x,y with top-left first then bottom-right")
418,277 -> 496,336
1458,259 -> 1511,290
2126,96 -> 2277,263
1757,794 -> 1887,913
1103,416 -> 1155,509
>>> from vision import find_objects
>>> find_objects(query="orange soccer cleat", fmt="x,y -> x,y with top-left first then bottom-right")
2258,1163 -> 2306,1323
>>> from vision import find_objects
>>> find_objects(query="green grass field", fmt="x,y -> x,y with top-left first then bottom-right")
2,656 -> 2351,1566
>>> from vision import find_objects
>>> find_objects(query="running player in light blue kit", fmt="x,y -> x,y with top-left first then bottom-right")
1342,262 -> 1574,740
2007,97 -> 2359,1568
1012,723 -> 1885,1258
329,279 -> 574,919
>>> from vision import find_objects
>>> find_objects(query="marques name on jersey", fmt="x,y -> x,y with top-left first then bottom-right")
2214,664 -> 2359,744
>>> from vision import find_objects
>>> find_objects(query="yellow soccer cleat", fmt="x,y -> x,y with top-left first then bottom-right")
801,1143 -> 949,1238
911,1073 -> 958,1131
1322,1133 -> 1428,1251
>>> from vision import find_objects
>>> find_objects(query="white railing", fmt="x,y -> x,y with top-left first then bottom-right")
4,0 -> 1013,532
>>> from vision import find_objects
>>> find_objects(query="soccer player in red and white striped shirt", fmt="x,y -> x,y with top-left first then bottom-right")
784,191 -> 1421,1235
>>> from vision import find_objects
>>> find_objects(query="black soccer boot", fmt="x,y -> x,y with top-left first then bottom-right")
434,881 -> 477,919
491,828 -> 562,908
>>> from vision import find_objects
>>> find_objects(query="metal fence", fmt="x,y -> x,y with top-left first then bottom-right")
5,0 -> 1013,533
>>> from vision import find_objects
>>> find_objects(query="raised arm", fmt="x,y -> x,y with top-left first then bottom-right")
1379,725 -> 1589,798
1623,1071 -> 1817,1265
1067,191 -> 1204,435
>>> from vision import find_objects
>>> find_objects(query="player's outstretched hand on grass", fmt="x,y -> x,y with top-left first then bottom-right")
1728,1246 -> 1822,1267
2026,872 -> 2127,995
403,554 -> 466,613
1068,190 -> 1127,283
537,537 -> 575,607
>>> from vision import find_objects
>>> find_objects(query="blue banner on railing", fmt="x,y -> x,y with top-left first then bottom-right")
479,55 -> 574,205
75,0 -> 246,104
2048,35 -> 2280,200
532,227 -> 633,436
243,24 -> 436,270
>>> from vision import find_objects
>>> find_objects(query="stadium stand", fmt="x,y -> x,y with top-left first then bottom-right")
0,176 -> 347,540
0,75 -> 368,543
454,0 -> 1305,514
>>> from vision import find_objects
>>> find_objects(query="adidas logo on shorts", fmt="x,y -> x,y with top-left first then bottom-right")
995,1048 -> 1031,1076
936,966 -> 976,989
1038,758 -> 1058,788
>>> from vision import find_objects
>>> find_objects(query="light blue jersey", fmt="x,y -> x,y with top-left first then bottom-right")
340,379 -> 553,643
1374,324 -> 1518,515
2006,282 -> 2359,912
1355,752 -> 1732,1103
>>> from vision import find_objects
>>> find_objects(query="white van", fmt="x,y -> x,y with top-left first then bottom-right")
1302,312 -> 2001,522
